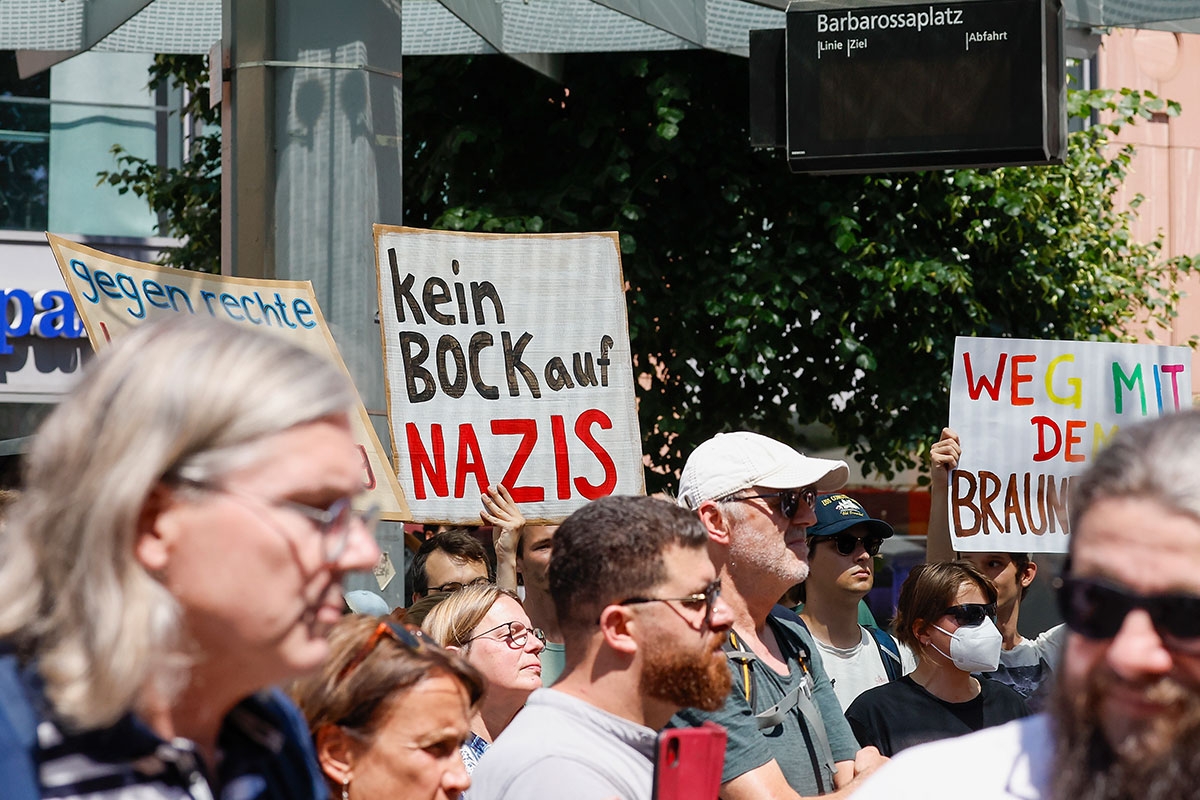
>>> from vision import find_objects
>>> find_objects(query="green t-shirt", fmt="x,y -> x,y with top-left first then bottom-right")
670,606 -> 859,796
540,640 -> 566,687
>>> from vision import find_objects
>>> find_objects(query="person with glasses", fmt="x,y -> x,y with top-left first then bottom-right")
844,560 -> 1029,757
291,614 -> 484,800
853,410 -> 1200,800
797,493 -> 916,710
423,584 -> 547,773
407,529 -> 493,605
927,427 -> 1066,712
673,430 -> 883,800
0,317 -> 382,799
469,495 -> 734,800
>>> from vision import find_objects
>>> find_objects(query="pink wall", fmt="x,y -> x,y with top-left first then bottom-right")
1101,30 -> 1200,396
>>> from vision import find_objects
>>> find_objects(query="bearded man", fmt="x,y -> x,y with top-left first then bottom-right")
852,409 -> 1200,800
469,495 -> 733,800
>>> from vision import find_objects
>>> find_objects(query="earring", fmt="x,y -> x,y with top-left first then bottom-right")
342,777 -> 350,800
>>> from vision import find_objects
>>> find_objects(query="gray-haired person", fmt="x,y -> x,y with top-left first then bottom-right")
853,409 -> 1200,800
0,316 -> 381,798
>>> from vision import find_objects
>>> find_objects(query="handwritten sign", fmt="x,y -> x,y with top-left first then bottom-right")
374,225 -> 644,524
947,336 -> 1191,552
47,233 -> 411,521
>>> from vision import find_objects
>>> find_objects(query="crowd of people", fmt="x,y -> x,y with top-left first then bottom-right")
0,315 -> 1197,800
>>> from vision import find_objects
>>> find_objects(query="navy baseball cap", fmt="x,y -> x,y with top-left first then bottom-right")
810,493 -> 894,539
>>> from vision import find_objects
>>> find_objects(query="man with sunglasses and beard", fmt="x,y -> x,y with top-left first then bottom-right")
852,409 -> 1200,800
673,432 -> 886,800
469,495 -> 734,800
798,493 -> 915,710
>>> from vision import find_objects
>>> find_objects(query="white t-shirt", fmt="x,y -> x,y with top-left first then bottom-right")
811,626 -> 917,711
990,624 -> 1067,712
851,715 -> 1052,800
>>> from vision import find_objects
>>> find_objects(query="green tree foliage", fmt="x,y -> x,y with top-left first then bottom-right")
110,52 -> 1194,491
97,54 -> 220,273
403,52 -> 1194,491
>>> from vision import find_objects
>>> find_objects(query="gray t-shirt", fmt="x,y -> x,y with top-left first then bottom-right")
671,606 -> 859,796
470,688 -> 658,800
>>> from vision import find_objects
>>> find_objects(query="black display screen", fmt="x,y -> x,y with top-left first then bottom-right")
786,0 -> 1064,173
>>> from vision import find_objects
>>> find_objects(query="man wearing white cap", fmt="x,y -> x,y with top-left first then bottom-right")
672,431 -> 885,799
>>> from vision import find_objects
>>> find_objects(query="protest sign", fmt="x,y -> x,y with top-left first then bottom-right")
374,225 -> 644,524
46,233 -> 411,521
947,336 -> 1191,552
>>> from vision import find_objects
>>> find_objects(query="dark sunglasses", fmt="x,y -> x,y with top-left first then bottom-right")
337,620 -> 428,682
941,602 -> 997,628
1055,573 -> 1200,648
722,486 -> 817,519
811,532 -> 884,557
618,579 -> 722,629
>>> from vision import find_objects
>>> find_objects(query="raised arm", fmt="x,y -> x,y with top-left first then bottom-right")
481,483 -> 524,592
926,427 -> 960,563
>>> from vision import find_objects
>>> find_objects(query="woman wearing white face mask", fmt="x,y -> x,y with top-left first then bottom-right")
845,561 -> 1030,756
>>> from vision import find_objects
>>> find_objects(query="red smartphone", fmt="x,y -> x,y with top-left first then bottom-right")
653,723 -> 727,800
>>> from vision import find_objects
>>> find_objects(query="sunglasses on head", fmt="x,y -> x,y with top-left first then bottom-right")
1055,573 -> 1200,649
722,486 -> 817,519
940,602 -> 997,627
811,532 -> 884,557
336,620 -> 428,683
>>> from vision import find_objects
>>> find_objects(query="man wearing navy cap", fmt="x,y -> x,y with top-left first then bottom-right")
673,432 -> 884,800
799,494 -> 914,711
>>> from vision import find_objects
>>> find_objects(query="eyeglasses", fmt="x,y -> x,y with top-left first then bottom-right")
618,579 -> 722,629
178,479 -> 379,563
1055,573 -> 1200,651
940,603 -> 997,628
811,532 -> 884,557
466,620 -> 546,649
428,576 -> 491,594
720,486 -> 817,519
337,620 -> 428,682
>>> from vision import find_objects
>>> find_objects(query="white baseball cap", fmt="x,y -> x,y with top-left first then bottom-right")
676,431 -> 849,509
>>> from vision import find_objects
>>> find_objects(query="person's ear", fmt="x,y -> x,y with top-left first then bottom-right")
316,723 -> 357,786
1019,561 -> 1038,589
697,500 -> 732,546
598,604 -> 639,656
913,619 -> 932,647
133,484 -> 176,575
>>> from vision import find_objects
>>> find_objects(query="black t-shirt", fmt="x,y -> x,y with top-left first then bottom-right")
844,674 -> 1030,757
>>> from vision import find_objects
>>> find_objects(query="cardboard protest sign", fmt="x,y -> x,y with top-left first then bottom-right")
374,225 -> 644,524
46,233 -> 411,521
948,336 -> 1191,552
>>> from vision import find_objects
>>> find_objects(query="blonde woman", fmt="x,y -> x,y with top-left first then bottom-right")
424,584 -> 546,771
0,317 -> 381,798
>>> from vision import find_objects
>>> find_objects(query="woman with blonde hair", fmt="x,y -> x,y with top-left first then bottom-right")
424,583 -> 546,771
292,614 -> 485,800
0,316 -> 382,797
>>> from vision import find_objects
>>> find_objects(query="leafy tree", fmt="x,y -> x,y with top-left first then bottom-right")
97,54 -> 220,273
110,52 -> 1195,492
403,52 -> 1194,492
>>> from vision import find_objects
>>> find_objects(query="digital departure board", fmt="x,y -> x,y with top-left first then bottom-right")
782,0 -> 1065,173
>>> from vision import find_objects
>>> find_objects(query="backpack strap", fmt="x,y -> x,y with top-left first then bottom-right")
867,626 -> 904,681
724,607 -> 838,792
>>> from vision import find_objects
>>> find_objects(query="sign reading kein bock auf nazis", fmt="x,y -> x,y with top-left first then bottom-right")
374,226 -> 644,525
